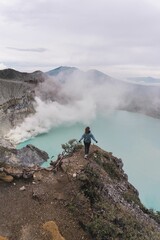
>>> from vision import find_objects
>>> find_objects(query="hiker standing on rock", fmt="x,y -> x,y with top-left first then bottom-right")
79,126 -> 98,159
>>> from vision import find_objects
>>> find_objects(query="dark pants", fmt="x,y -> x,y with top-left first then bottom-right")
84,142 -> 91,155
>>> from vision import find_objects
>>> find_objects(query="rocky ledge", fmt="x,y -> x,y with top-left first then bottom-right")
0,143 -> 160,240
0,144 -> 49,182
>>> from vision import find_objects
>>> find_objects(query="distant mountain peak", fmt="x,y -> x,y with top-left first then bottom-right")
46,66 -> 79,76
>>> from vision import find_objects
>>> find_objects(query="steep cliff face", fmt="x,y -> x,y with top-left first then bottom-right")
0,69 -> 46,137
0,80 -> 35,136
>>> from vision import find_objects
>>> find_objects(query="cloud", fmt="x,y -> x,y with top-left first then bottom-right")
0,0 -> 160,78
7,47 -> 47,52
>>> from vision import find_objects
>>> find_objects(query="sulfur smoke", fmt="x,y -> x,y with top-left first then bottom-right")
6,71 -> 128,144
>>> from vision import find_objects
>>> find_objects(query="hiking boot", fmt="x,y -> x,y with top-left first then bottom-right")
84,154 -> 88,159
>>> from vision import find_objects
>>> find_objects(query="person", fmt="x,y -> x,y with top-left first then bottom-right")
79,126 -> 98,159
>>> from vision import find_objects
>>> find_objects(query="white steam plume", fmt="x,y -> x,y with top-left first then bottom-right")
6,71 -> 128,144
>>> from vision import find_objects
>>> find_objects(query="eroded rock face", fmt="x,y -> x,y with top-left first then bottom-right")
0,80 -> 35,136
0,144 -> 49,167
0,69 -> 47,137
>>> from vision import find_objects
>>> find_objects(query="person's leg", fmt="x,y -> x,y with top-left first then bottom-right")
84,142 -> 91,158
84,142 -> 88,155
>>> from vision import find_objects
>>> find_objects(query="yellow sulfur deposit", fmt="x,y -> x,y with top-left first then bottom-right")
43,221 -> 65,240
0,236 -> 8,240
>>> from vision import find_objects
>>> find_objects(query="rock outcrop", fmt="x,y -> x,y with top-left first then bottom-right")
0,144 -> 48,167
0,171 -> 13,182
0,144 -> 49,182
52,145 -> 160,239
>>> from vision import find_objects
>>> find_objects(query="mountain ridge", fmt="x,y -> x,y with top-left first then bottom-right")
0,68 -> 46,83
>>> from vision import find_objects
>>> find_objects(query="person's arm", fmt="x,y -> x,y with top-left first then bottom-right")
90,133 -> 98,143
79,134 -> 84,142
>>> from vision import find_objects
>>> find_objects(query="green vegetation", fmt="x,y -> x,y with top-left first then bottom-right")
123,189 -> 142,206
79,165 -> 101,205
67,202 -> 77,213
142,207 -> 160,225
76,149 -> 160,239
61,139 -> 83,157
92,150 -> 122,180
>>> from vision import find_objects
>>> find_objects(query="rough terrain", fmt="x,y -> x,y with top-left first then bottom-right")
1,67 -> 160,239
0,144 -> 160,240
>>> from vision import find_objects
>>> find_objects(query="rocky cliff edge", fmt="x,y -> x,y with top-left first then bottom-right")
0,143 -> 160,240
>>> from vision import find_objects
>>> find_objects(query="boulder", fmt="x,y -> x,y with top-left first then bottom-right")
0,144 -> 49,167
0,172 -> 13,182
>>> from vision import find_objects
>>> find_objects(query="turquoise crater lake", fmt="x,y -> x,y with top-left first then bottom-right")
18,110 -> 160,211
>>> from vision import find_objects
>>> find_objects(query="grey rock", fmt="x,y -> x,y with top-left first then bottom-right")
19,186 -> 26,191
0,69 -> 47,137
0,144 -> 49,167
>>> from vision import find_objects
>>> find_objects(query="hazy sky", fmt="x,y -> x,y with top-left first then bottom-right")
0,0 -> 160,79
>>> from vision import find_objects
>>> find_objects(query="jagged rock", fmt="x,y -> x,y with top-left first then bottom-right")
43,221 -> 65,240
3,166 -> 23,178
0,172 -> 13,182
0,144 -> 49,167
26,145 -> 49,160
